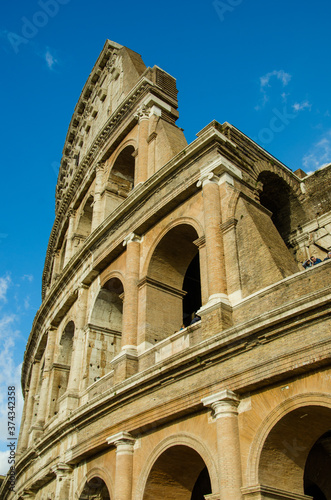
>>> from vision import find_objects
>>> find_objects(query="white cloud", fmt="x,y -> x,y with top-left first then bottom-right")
0,276 -> 11,302
0,314 -> 23,475
303,130 -> 331,172
45,50 -> 57,70
292,101 -> 312,112
256,70 -> 292,110
22,275 -> 33,283
260,70 -> 292,89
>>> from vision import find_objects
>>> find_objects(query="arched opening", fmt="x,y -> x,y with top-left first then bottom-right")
258,171 -> 306,246
49,321 -> 75,417
145,224 -> 201,342
77,195 -> 94,239
79,477 -> 110,499
59,320 -> 74,366
258,405 -> 331,498
85,278 -> 124,386
143,445 -> 212,500
111,145 -> 135,191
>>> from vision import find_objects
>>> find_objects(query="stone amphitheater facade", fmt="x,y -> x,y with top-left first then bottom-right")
2,40 -> 331,500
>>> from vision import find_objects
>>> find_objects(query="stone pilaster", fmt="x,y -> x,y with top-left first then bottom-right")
107,432 -> 135,500
64,209 -> 76,266
51,463 -> 73,499
202,390 -> 242,500
134,105 -> 150,184
92,162 -> 105,231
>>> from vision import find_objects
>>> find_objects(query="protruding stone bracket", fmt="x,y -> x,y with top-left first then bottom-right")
202,389 -> 240,419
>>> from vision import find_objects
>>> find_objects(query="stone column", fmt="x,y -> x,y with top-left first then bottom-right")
51,463 -> 73,499
61,284 -> 89,413
202,390 -> 242,500
107,432 -> 135,500
64,209 -> 76,266
112,234 -> 141,383
28,329 -> 56,444
197,173 -> 227,304
134,105 -> 150,184
18,360 -> 40,451
92,162 -> 105,231
122,233 -> 142,349
52,249 -> 61,281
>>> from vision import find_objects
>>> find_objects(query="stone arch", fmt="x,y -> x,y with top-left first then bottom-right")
142,217 -> 204,277
136,433 -> 218,500
76,193 -> 94,239
109,144 -> 135,191
77,466 -> 113,499
85,277 -> 124,386
246,393 -> 331,497
253,160 -> 304,201
47,320 -> 75,417
143,221 -> 202,342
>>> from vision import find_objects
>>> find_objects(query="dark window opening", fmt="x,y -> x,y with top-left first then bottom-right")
183,253 -> 201,327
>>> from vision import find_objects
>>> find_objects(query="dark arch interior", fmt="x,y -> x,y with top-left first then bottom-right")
191,466 -> 212,500
304,430 -> 331,499
143,445 -> 212,500
110,145 -> 135,194
259,406 -> 331,496
79,477 -> 110,499
182,253 -> 202,326
258,172 -> 292,243
258,171 -> 307,247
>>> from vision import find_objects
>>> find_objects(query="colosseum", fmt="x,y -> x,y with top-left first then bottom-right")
1,40 -> 331,500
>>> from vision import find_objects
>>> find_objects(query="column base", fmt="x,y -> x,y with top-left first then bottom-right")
111,348 -> 138,384
198,294 -> 233,338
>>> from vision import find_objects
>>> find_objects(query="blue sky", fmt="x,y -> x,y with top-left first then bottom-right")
0,0 -> 330,474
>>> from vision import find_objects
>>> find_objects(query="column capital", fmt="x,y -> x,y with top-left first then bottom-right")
202,389 -> 240,418
95,161 -> 105,173
68,208 -> 76,219
197,172 -> 219,188
51,462 -> 73,477
123,233 -> 142,246
107,432 -> 135,454
134,104 -> 150,121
